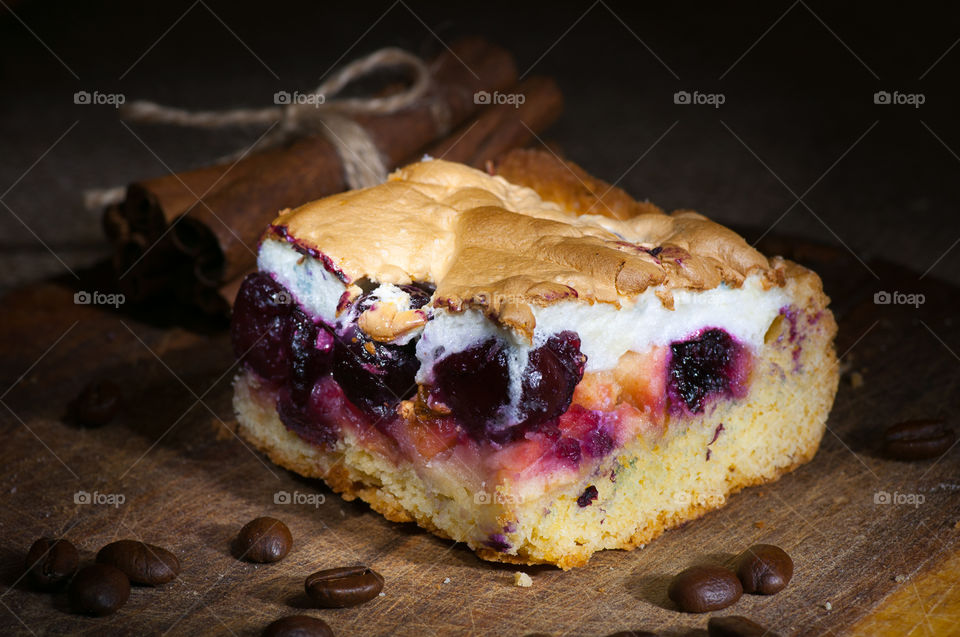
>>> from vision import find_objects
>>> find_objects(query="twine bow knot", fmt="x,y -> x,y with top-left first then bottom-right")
117,47 -> 434,192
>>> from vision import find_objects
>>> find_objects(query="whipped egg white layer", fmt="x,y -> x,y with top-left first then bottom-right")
259,237 -> 788,400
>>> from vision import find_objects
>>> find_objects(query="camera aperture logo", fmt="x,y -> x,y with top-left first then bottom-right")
473,90 -> 525,108
874,490 -> 924,508
874,90 -> 924,108
74,490 -> 125,508
74,91 -> 126,108
274,490 -> 325,507
674,90 -> 725,108
271,289 -> 293,305
473,483 -> 523,505
273,91 -> 326,106
873,290 -> 924,308
74,290 -> 125,308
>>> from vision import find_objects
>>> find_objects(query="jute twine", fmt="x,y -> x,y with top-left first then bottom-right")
86,47 -> 440,210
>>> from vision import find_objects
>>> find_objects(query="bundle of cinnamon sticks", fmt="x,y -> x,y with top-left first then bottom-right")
102,37 -> 563,314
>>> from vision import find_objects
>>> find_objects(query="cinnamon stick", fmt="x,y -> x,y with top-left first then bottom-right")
108,37 -> 518,303
215,77 -> 565,311
423,76 -> 563,167
185,37 -> 518,284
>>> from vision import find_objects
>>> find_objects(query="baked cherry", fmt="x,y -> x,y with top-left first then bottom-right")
667,328 -> 745,413
430,338 -> 511,438
276,378 -> 341,448
331,289 -> 423,420
430,331 -> 585,443
231,273 -> 292,381
516,331 -> 586,431
287,307 -> 332,402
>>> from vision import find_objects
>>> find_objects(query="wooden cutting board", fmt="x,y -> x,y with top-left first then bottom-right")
1,235 -> 958,636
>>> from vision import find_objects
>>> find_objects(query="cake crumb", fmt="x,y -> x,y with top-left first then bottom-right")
379,592 -> 386,597
824,602 -> 833,611
754,521 -> 765,529
894,574 -> 908,583
443,577 -> 451,584
513,572 -> 533,587
850,371 -> 864,388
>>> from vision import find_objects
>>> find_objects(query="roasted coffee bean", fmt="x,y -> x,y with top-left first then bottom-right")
24,537 -> 78,591
96,539 -> 180,585
734,544 -> 793,595
68,564 -> 130,616
304,566 -> 384,608
708,615 -> 781,637
234,517 -> 292,563
262,615 -> 334,637
668,565 -> 742,613
68,379 -> 122,427
882,419 -> 955,461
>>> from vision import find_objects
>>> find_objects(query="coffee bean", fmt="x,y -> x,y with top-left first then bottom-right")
304,566 -> 384,608
96,539 -> 180,585
734,544 -> 793,595
667,565 -> 742,613
708,615 -> 781,637
24,537 -> 78,591
68,379 -> 122,427
262,615 -> 334,637
234,517 -> 292,563
68,564 -> 130,616
882,419 -> 955,461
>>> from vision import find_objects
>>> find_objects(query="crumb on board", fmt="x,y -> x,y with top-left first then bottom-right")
833,496 -> 849,505
754,521 -> 765,529
514,572 -> 533,588
894,574 -> 908,583
824,602 -> 833,611
850,371 -> 864,388
443,577 -> 451,584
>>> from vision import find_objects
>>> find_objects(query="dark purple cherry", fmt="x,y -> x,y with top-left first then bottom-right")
430,338 -> 511,438
400,284 -> 432,309
276,379 -> 341,448
430,332 -> 585,444
231,273 -> 293,381
668,328 -> 744,413
287,307 -> 333,402
331,290 -> 422,420
516,331 -> 586,431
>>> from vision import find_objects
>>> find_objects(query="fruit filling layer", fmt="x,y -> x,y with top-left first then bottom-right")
233,238 -> 800,489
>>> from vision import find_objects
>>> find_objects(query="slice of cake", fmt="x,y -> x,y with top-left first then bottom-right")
230,150 -> 838,569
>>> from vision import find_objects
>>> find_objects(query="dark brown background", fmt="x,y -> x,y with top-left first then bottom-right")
1,1 -> 959,635
3,1 -> 960,291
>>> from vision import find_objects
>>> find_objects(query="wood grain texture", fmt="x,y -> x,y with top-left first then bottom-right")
850,548 -> 960,636
0,240 -> 958,636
